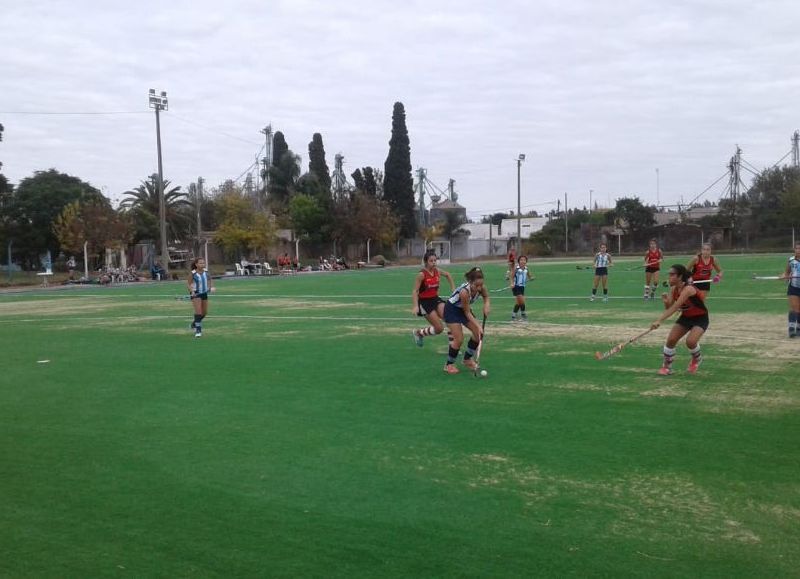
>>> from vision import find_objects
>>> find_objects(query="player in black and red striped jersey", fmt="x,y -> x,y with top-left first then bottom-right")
643,238 -> 663,300
650,264 -> 709,375
687,243 -> 723,293
411,250 -> 455,347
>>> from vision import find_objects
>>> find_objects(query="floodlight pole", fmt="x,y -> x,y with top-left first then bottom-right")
149,89 -> 169,272
516,154 -> 525,255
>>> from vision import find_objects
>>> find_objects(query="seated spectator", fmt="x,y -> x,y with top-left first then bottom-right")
151,260 -> 166,280
291,256 -> 299,270
241,258 -> 255,274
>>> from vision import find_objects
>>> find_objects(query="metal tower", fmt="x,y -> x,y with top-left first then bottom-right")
260,124 -> 273,198
332,153 -> 349,200
792,130 -> 800,168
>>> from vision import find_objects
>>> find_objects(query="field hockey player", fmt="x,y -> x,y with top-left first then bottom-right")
411,250 -> 455,346
783,242 -> 800,337
590,243 -> 613,302
687,242 -> 722,292
650,264 -> 709,375
643,238 -> 664,300
511,255 -> 533,321
442,267 -> 491,374
188,258 -> 214,338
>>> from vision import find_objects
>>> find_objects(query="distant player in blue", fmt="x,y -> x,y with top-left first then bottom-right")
188,258 -> 215,338
510,255 -> 533,321
590,243 -> 613,303
783,243 -> 800,337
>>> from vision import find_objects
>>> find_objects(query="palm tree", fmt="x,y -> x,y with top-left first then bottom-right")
120,175 -> 192,242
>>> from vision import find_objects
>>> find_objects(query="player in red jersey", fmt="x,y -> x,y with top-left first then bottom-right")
650,264 -> 709,375
411,250 -> 455,347
686,243 -> 722,293
643,238 -> 663,300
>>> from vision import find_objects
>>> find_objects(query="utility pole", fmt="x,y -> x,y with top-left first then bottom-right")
516,154 -> 525,255
196,176 -> 204,243
589,189 -> 593,214
148,89 -> 169,271
728,145 -> 742,246
564,192 -> 569,254
260,124 -> 273,202
417,167 -> 427,226
792,130 -> 799,168
655,168 -> 660,209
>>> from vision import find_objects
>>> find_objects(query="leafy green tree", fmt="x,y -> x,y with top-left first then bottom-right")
331,191 -> 398,247
213,186 -> 276,259
308,133 -> 331,192
53,199 -> 132,266
612,197 -> 655,234
383,102 -> 416,238
119,175 -> 192,243
3,169 -> 104,266
289,194 -> 327,243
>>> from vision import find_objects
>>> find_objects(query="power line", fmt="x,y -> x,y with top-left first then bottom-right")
169,113 -> 261,145
0,110 -> 149,115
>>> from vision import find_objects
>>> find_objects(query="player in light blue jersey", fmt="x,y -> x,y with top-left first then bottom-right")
188,258 -> 215,338
783,243 -> 800,337
510,255 -> 533,321
442,267 -> 491,374
590,243 -> 613,303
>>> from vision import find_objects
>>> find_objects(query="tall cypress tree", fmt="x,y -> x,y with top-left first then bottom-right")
308,133 -> 331,193
272,131 -> 289,167
383,102 -> 416,237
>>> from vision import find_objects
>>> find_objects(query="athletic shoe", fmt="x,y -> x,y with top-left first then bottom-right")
603,296 -> 609,303
789,332 -> 796,339
190,321 -> 196,330
590,296 -> 595,302
511,314 -> 516,321
195,331 -> 202,338
521,314 -> 528,322
463,358 -> 478,370
657,366 -> 673,376
443,364 -> 460,374
412,330 -> 423,347
687,357 -> 702,374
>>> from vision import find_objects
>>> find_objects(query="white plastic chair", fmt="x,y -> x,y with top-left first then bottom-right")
262,262 -> 273,275
235,263 -> 248,276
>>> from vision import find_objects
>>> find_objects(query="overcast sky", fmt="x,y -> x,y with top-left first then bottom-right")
2,0 -> 800,219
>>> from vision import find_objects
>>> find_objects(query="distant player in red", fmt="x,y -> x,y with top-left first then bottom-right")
643,238 -> 663,300
687,243 -> 722,293
650,264 -> 709,375
506,247 -> 516,280
411,250 -> 455,347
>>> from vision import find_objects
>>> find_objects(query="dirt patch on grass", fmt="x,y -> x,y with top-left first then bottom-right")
0,298 -> 117,316
640,386 -> 690,398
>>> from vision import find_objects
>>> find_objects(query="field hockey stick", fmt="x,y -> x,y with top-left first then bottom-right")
575,265 -> 593,270
752,275 -> 800,281
490,286 -> 510,293
626,261 -> 660,271
594,327 -> 654,361
473,316 -> 487,377
174,294 -> 192,301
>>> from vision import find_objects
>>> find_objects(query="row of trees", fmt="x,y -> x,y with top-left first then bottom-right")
0,102 -> 419,269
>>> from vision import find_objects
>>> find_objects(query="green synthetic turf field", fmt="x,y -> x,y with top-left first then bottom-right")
1,254 -> 798,577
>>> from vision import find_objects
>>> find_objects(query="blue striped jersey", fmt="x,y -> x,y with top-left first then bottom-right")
448,282 -> 479,307
513,266 -> 529,288
789,257 -> 800,288
594,252 -> 611,268
191,270 -> 209,294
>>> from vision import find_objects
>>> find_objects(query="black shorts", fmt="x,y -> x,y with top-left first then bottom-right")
788,285 -> 800,297
191,292 -> 209,301
512,286 -> 525,296
645,267 -> 660,274
692,279 -> 712,293
595,267 -> 608,277
443,302 -> 470,325
417,297 -> 443,316
676,314 -> 709,331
